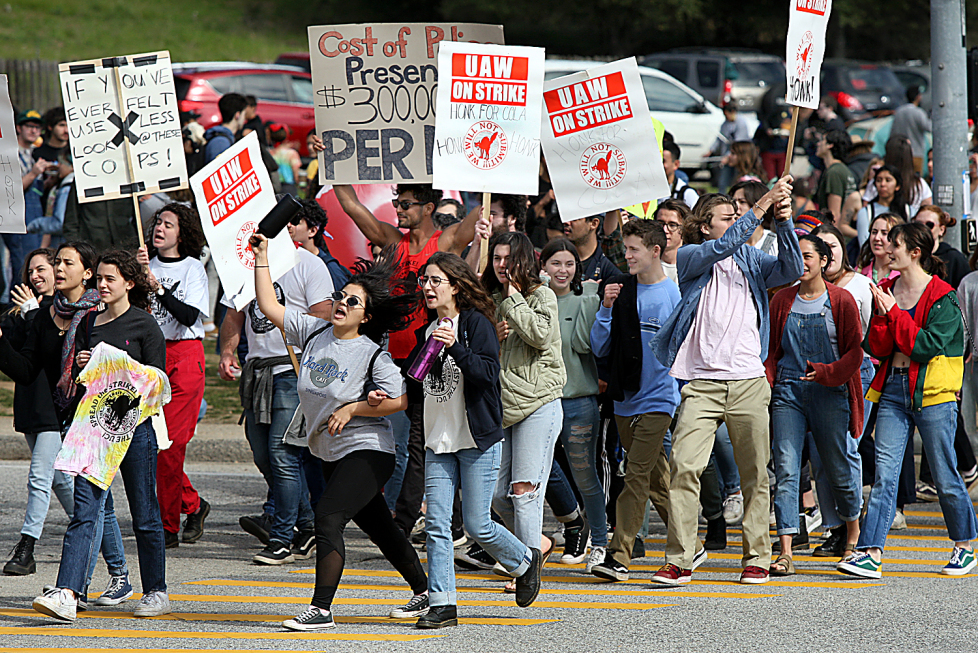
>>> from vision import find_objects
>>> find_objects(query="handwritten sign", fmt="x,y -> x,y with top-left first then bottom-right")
308,23 -> 504,185
786,0 -> 832,109
189,132 -> 296,310
432,43 -> 543,194
0,76 -> 26,233
541,58 -> 669,223
59,51 -> 188,202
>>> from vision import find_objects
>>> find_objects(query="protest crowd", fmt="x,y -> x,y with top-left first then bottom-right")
1,15 -> 978,636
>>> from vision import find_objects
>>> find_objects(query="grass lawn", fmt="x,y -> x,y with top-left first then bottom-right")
0,1 -> 306,63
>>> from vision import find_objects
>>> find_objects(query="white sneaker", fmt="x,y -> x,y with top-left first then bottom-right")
722,492 -> 744,525
804,507 -> 822,533
691,546 -> 708,571
32,588 -> 76,621
890,508 -> 907,531
133,590 -> 171,617
585,546 -> 606,574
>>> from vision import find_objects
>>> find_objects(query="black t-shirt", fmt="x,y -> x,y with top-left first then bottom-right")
78,306 -> 167,371
32,142 -> 69,164
935,242 -> 971,290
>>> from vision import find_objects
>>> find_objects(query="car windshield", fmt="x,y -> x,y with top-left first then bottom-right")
733,61 -> 784,86
641,75 -> 701,112
847,68 -> 902,92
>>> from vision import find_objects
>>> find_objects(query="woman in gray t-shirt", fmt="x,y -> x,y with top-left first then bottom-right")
251,236 -> 428,632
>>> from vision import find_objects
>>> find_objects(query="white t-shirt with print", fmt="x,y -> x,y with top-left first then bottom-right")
149,256 -> 210,340
422,315 -> 477,454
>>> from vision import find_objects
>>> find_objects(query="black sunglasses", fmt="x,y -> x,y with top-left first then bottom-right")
391,200 -> 425,210
331,290 -> 363,308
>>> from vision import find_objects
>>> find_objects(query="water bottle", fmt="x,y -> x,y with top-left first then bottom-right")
407,318 -> 453,382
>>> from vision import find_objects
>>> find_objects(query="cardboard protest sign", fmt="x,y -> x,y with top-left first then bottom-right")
786,0 -> 832,109
189,132 -> 296,310
541,58 -> 669,223
0,76 -> 26,234
308,23 -> 504,185
432,42 -> 544,195
59,51 -> 187,202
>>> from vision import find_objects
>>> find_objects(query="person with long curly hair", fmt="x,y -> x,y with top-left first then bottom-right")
250,236 -> 428,631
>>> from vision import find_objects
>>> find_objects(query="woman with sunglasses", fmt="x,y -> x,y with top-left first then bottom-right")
250,235 -> 428,631
482,232 -> 565,586
402,252 -> 542,628
840,223 -> 977,579
914,205 -> 970,290
857,213 -> 905,284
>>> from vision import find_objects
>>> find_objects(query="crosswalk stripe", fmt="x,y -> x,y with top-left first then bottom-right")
690,565 -> 970,579
633,551 -> 950,565
0,627 -> 437,641
0,609 -> 555,626
0,650 -> 361,653
647,536 -> 953,549
449,571 -> 877,590
183,579 -> 777,599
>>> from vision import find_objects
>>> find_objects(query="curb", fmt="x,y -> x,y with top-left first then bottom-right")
0,433 -> 254,464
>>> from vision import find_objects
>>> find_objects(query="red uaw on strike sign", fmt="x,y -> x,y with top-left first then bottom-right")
432,42 -> 544,195
786,0 -> 832,109
189,132 -> 297,310
541,58 -> 668,222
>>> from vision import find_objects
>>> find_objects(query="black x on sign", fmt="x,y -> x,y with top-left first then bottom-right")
108,111 -> 139,147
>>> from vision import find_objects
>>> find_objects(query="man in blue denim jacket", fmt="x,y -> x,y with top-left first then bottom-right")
649,176 -> 802,586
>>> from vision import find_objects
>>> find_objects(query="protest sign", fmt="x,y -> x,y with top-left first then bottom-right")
541,58 -> 669,223
786,0 -> 832,110
308,23 -> 504,185
59,51 -> 187,204
432,42 -> 544,195
0,76 -> 26,234
189,132 -> 296,311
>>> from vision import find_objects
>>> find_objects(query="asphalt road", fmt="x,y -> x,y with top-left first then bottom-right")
1,460 -> 977,653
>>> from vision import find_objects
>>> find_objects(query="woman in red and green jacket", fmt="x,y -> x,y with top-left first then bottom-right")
838,223 -> 977,580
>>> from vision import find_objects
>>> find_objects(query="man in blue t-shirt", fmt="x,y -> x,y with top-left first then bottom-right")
204,93 -> 247,164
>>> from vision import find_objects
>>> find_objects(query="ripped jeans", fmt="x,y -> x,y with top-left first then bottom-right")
559,396 -> 607,547
492,399 -> 563,550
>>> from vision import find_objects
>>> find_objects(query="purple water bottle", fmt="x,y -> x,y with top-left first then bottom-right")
407,318 -> 453,382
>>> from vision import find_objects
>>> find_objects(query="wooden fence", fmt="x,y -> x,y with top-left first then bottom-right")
0,59 -> 62,113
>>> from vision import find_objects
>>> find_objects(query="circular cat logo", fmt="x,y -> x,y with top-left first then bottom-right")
580,143 -> 626,189
463,121 -> 508,170
89,384 -> 140,438
795,31 -> 814,81
236,221 -> 257,270
308,357 -> 348,389
423,354 -> 461,403
249,282 -> 284,334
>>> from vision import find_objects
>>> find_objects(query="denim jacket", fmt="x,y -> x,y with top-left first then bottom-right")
651,208 -> 804,369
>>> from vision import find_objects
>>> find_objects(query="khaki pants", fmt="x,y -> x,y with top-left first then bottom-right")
607,413 -> 672,568
665,377 -> 772,569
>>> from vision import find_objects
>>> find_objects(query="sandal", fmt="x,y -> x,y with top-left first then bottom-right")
769,554 -> 795,577
839,544 -> 858,562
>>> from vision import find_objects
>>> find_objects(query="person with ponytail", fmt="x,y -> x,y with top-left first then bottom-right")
249,236 -> 428,631
839,223 -> 977,579
766,235 -> 865,575
914,204 -> 970,289
857,213 -> 905,284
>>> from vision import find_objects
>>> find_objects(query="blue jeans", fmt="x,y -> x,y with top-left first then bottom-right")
21,431 -> 74,539
383,409 -> 411,511
244,371 -> 314,545
859,374 -> 978,550
493,399 -> 563,549
771,375 -> 860,536
559,396 -> 607,547
56,421 -> 165,595
425,443 -> 531,607
87,488 -> 129,584
545,452 -> 579,520
712,423 -> 741,496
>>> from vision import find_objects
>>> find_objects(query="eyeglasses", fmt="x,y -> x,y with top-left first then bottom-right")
391,200 -> 425,211
330,290 -> 364,308
658,222 -> 682,233
417,275 -> 449,288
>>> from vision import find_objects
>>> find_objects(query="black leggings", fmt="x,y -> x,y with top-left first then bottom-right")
311,449 -> 427,610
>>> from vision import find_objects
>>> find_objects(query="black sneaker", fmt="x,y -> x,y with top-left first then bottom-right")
813,525 -> 846,557
705,516 -> 727,550
455,542 -> 496,571
253,542 -> 295,565
515,548 -> 542,608
591,557 -> 629,581
239,514 -> 272,546
773,527 -> 810,553
631,537 -> 645,559
292,530 -> 316,560
164,530 -> 180,549
560,521 -> 590,565
182,498 -> 210,543
3,534 -> 36,576
416,605 -> 458,629
389,591 -> 429,618
283,606 -> 334,631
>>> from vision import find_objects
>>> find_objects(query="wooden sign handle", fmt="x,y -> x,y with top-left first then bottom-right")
478,192 -> 490,274
782,105 -> 800,178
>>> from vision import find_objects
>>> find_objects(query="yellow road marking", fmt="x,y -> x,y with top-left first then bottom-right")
0,650 -> 366,653
450,571 -> 874,590
183,579 -> 775,599
0,627 -> 437,641
690,565 -> 973,579
634,551 -> 950,565
647,536 -> 954,549
0,609 -> 555,626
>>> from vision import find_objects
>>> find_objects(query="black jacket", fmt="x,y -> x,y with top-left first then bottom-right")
405,308 -> 504,451
604,273 -> 642,401
935,241 -> 971,290
1,298 -> 60,434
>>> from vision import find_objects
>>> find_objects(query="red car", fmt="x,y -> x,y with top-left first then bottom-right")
173,62 -> 316,156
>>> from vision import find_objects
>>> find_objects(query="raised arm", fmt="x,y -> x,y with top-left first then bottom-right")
333,185 -> 403,247
250,234 -> 286,332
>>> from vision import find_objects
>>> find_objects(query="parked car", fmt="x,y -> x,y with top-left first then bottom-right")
820,60 -> 906,120
173,62 -> 316,156
890,61 -> 931,112
274,53 -> 311,72
544,60 -> 757,169
640,49 -> 786,113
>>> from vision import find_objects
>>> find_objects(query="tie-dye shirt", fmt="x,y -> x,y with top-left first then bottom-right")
56,343 -> 171,490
